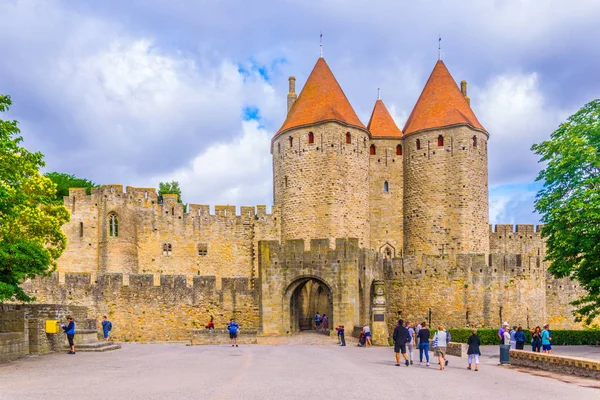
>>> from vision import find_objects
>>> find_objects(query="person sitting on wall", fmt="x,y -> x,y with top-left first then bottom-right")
205,316 -> 215,330
61,315 -> 76,355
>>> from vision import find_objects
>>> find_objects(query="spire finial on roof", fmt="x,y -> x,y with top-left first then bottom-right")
377,88 -> 380,100
320,31 -> 323,58
438,36 -> 442,60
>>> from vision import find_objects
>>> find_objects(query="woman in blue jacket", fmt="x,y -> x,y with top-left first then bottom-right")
514,326 -> 527,350
62,315 -> 76,354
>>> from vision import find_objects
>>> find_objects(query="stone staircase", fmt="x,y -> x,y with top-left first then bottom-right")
63,324 -> 121,352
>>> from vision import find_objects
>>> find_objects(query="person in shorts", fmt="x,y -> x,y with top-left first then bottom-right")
393,319 -> 410,366
433,325 -> 450,370
61,315 -> 76,354
363,324 -> 372,347
314,312 -> 321,330
227,318 -> 239,347
406,321 -> 416,365
541,324 -> 552,354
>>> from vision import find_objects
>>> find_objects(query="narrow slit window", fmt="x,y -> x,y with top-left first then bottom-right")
396,144 -> 402,156
278,142 -> 281,153
289,136 -> 293,147
79,222 -> 84,238
346,132 -> 351,144
384,181 -> 389,192
308,132 -> 314,144
162,243 -> 168,255
416,139 -> 421,150
108,213 -> 119,237
473,136 -> 478,148
167,244 -> 172,256
437,135 -> 444,147
369,144 -> 376,155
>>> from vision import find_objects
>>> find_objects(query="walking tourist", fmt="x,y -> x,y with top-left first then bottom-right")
101,315 -> 112,342
406,321 -> 416,365
514,326 -> 526,350
509,325 -> 517,349
542,324 -> 552,354
467,329 -> 481,371
336,325 -> 346,346
61,315 -> 76,354
321,314 -> 328,330
227,318 -> 239,347
363,324 -> 372,347
393,319 -> 410,367
432,325 -> 451,370
415,321 -> 422,347
417,321 -> 430,366
314,312 -> 321,330
531,326 -> 542,352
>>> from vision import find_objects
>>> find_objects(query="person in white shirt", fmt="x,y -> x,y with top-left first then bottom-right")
363,324 -> 372,347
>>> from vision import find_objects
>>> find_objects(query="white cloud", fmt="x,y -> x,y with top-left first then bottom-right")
151,119 -> 272,206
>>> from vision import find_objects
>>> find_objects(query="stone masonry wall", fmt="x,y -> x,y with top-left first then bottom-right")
0,308 -> 28,362
21,273 -> 258,342
272,122 -> 370,248
57,186 -> 279,287
369,138 -> 403,258
403,126 -> 489,256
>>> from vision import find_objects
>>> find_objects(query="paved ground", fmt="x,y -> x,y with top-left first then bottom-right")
1,338 -> 598,400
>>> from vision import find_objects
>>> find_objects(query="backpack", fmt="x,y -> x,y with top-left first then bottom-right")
108,321 -> 113,331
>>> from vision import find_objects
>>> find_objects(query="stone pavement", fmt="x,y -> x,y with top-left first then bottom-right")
0,342 -> 598,400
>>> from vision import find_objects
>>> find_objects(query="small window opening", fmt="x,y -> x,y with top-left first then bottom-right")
473,136 -> 477,148
284,176 -> 288,188
79,222 -> 84,238
278,142 -> 281,153
363,138 -> 366,148
289,136 -> 293,147
144,191 -> 148,199
308,132 -> 314,144
416,139 -> 421,150
396,144 -> 402,156
369,144 -> 376,155
108,214 -> 119,237
383,181 -> 389,192
437,135 -> 444,147
171,207 -> 174,215
162,243 -> 173,256
346,132 -> 351,144
198,243 -> 208,256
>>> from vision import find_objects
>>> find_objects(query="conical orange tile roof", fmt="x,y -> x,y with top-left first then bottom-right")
403,60 -> 486,135
367,99 -> 402,138
275,58 -> 365,136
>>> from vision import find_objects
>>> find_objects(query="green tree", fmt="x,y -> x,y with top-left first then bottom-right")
158,181 -> 182,203
532,99 -> 600,324
44,172 -> 97,202
0,94 -> 70,302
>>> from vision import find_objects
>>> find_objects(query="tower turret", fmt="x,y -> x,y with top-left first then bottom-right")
272,58 -> 370,247
402,60 -> 489,257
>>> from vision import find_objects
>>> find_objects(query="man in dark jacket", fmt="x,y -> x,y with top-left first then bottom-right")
393,319 -> 410,366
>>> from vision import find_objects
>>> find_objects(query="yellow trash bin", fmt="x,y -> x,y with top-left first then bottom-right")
45,320 -> 60,334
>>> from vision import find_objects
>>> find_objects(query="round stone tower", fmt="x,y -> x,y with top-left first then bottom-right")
402,60 -> 489,256
272,57 -> 371,247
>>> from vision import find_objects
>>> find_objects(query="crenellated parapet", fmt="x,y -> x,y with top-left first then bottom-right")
489,224 -> 547,257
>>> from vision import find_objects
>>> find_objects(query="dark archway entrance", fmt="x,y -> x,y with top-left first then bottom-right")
287,277 -> 333,333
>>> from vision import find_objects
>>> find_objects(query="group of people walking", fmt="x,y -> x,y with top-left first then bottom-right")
498,322 -> 553,353
313,312 -> 329,330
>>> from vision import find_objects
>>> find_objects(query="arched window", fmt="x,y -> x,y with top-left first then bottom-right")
369,144 -> 376,155
308,132 -> 314,144
437,135 -> 444,147
416,139 -> 421,150
384,181 -> 389,192
396,144 -> 402,156
289,136 -> 293,147
162,243 -> 168,255
108,213 -> 119,237
198,243 -> 208,256
346,132 -> 351,144
473,136 -> 478,148
167,244 -> 172,255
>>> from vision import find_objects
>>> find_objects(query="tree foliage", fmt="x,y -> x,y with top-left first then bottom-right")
44,172 -> 97,202
158,181 -> 182,203
0,94 -> 70,302
532,99 -> 600,324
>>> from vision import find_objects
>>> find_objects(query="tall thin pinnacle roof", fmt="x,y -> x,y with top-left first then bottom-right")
403,60 -> 486,135
367,99 -> 402,138
275,58 -> 366,136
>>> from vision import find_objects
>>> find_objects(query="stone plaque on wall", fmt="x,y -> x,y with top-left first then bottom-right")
374,314 -> 385,322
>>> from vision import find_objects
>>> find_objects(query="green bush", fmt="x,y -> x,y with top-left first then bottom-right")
447,328 -> 600,346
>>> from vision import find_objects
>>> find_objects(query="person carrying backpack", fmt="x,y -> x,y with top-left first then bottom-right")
101,315 -> 113,342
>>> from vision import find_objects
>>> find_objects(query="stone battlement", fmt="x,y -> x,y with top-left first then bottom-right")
489,224 -> 544,234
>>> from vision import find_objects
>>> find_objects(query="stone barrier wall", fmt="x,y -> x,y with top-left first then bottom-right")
509,349 -> 600,379
0,309 -> 28,362
191,329 -> 258,345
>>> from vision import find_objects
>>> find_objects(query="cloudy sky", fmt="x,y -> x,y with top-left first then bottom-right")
1,0 -> 599,224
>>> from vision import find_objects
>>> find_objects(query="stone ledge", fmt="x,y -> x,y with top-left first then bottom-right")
427,340 -> 468,358
191,329 -> 258,345
510,349 -> 600,380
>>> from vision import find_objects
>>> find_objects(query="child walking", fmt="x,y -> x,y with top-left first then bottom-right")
467,329 -> 481,371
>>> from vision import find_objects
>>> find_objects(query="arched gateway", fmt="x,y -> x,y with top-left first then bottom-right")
285,276 -> 333,333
